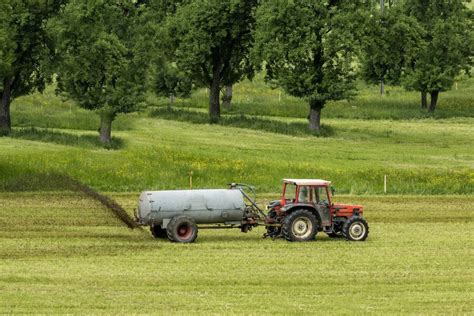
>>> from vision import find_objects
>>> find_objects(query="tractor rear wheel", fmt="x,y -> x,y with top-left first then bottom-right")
150,225 -> 167,239
282,209 -> 318,242
166,215 -> 198,243
342,216 -> 369,241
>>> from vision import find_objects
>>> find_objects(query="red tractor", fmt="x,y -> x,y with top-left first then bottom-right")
264,179 -> 369,241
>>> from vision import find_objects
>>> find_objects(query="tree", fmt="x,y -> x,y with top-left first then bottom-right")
253,0 -> 368,133
360,5 -> 424,95
154,63 -> 193,107
50,0 -> 148,144
166,0 -> 258,122
403,0 -> 474,112
0,1 -> 64,136
140,0 -> 192,108
221,85 -> 233,109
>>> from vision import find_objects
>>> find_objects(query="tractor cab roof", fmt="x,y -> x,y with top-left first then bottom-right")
283,179 -> 331,186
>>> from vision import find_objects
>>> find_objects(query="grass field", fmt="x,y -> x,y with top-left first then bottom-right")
0,193 -> 472,314
0,73 -> 473,314
1,116 -> 472,194
148,74 -> 474,120
1,78 -> 473,194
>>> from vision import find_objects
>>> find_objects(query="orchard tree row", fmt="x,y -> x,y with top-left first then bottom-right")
0,0 -> 472,143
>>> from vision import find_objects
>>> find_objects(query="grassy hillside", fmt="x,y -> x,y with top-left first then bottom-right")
0,116 -> 472,194
0,193 -> 472,314
1,77 -> 473,194
149,75 -> 474,120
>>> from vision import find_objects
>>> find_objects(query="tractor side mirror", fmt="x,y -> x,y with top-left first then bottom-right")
331,186 -> 336,196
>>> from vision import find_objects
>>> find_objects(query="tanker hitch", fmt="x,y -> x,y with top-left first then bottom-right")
229,182 -> 267,219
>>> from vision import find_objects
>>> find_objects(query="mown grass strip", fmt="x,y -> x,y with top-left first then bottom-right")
0,193 -> 472,314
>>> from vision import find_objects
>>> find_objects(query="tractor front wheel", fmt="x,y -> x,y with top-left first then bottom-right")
282,209 -> 318,242
166,216 -> 198,243
342,216 -> 369,241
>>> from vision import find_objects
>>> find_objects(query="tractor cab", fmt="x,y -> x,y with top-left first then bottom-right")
265,178 -> 369,242
280,179 -> 333,208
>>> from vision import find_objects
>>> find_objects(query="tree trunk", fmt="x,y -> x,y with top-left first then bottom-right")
380,80 -> 385,95
209,76 -> 221,123
308,107 -> 322,134
0,79 -> 13,136
169,94 -> 175,108
428,91 -> 439,113
99,111 -> 115,144
421,91 -> 427,109
222,85 -> 233,109
209,47 -> 223,123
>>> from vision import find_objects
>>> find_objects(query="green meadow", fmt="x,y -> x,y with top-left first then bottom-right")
0,193 -> 472,314
0,76 -> 473,314
1,78 -> 473,194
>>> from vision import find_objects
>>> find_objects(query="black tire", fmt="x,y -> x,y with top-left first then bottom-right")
282,209 -> 318,242
342,216 -> 369,241
166,216 -> 198,243
150,225 -> 168,239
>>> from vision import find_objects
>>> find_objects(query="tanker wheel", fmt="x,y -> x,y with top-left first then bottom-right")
342,216 -> 369,241
282,209 -> 318,242
166,216 -> 198,243
150,225 -> 167,239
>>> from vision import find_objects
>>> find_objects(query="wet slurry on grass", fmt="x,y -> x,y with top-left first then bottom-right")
0,173 -> 139,229
0,193 -> 472,314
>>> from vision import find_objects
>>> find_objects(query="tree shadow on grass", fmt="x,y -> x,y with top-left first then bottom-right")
150,107 -> 335,137
9,127 -> 123,150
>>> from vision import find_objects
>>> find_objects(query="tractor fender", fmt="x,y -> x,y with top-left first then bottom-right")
283,205 -> 322,228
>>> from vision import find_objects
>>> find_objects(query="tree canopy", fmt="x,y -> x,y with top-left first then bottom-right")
2,0 -> 473,140
140,0 -> 192,106
0,0 -> 64,135
360,5 -> 424,93
254,0 -> 369,133
166,0 -> 258,122
50,0 -> 148,144
402,0 -> 474,111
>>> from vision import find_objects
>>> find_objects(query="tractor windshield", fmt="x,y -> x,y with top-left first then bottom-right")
315,186 -> 329,204
297,186 -> 311,203
283,183 -> 296,202
282,183 -> 331,205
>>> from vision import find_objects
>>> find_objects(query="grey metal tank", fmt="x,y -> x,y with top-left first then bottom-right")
137,189 -> 247,227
